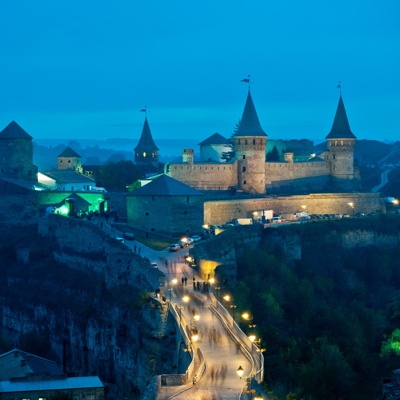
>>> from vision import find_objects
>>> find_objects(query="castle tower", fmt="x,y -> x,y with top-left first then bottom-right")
326,95 -> 356,182
182,149 -> 194,164
134,116 -> 159,167
0,121 -> 38,181
57,147 -> 82,172
233,90 -> 267,194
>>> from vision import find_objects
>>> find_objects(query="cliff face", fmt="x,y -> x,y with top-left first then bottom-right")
0,221 -> 176,399
1,296 -> 176,398
38,214 -> 162,290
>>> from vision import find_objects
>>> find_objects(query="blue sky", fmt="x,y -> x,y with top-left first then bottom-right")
0,0 -> 399,146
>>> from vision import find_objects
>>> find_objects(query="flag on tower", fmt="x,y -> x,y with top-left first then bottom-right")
241,78 -> 250,83
140,107 -> 146,112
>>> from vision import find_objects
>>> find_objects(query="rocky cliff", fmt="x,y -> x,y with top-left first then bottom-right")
0,221 -> 176,399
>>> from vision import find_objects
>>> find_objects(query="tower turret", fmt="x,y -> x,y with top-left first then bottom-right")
233,90 -> 267,194
134,116 -> 159,167
57,146 -> 82,172
326,95 -> 356,183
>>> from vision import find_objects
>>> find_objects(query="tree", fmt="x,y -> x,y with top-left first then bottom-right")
127,180 -> 142,192
266,145 -> 280,161
97,160 -> 142,191
221,120 -> 240,162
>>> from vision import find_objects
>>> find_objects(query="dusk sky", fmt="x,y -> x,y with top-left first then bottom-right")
1,1 -> 399,147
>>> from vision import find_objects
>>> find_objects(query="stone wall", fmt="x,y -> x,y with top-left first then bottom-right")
167,161 -> 238,190
0,137 -> 37,181
265,160 -> 329,184
0,183 -> 38,223
127,194 -> 204,237
204,192 -> 385,226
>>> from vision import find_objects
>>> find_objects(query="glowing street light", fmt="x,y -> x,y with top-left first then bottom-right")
347,202 -> 355,218
179,295 -> 189,319
237,366 -> 255,399
223,295 -> 236,320
168,278 -> 178,302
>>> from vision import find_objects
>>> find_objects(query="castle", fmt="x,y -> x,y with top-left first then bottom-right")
164,90 -> 359,195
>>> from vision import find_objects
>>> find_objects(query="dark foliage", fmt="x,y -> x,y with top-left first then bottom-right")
266,145 -> 280,161
96,160 -> 143,191
234,216 -> 400,400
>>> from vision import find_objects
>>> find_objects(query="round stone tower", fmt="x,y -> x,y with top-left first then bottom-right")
233,90 -> 267,194
326,95 -> 356,183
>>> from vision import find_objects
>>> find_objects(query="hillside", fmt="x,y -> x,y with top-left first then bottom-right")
0,223 -> 176,399
231,216 -> 400,400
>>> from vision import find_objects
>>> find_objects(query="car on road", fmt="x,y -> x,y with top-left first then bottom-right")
169,243 -> 180,252
123,232 -> 135,240
151,262 -> 158,269
115,237 -> 124,243
191,235 -> 202,242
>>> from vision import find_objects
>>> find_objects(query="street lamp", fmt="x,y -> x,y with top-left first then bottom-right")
179,295 -> 189,319
347,202 -> 355,218
254,394 -> 263,400
242,312 -> 257,333
168,278 -> 178,302
237,366 -> 255,399
223,295 -> 236,320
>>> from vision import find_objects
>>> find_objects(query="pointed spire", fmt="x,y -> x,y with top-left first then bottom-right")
326,95 -> 356,139
234,90 -> 267,137
134,116 -> 159,152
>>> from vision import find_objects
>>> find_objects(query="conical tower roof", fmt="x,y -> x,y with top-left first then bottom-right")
234,90 -> 267,137
58,146 -> 81,158
0,121 -> 32,139
134,117 -> 159,152
326,95 -> 356,139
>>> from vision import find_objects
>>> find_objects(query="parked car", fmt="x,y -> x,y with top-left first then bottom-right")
191,235 -> 202,242
187,237 -> 195,245
151,262 -> 158,269
115,237 -> 124,243
123,232 -> 135,240
169,244 -> 180,252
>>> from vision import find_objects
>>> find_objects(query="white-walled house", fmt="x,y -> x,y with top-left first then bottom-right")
38,170 -> 96,191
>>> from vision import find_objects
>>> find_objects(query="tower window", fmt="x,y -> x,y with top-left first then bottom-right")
253,139 -> 255,145
243,180 -> 247,185
245,139 -> 248,145
143,152 -> 146,157
187,196 -> 190,204
242,166 -> 246,172
333,155 -> 336,159
243,155 -> 246,159
145,212 -> 149,216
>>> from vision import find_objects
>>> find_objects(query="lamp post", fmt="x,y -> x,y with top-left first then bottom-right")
223,295 -> 236,321
168,278 -> 178,302
347,202 -> 355,218
242,312 -> 256,334
179,295 -> 189,319
237,366 -> 255,399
